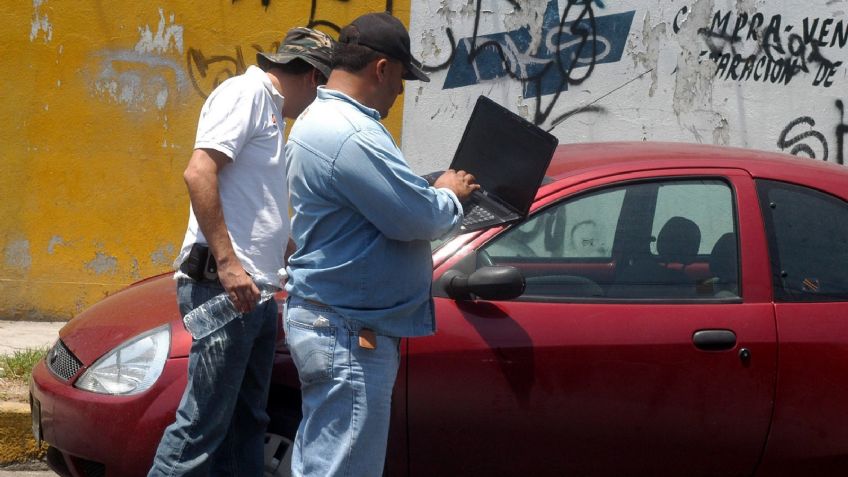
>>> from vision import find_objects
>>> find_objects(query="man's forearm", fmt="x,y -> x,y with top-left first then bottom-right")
184,152 -> 238,267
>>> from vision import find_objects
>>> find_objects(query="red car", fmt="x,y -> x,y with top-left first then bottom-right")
31,142 -> 848,476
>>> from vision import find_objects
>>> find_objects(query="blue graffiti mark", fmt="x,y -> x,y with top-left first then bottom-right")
443,1 -> 634,98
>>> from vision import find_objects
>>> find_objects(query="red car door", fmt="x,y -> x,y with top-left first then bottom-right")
406,170 -> 777,476
754,179 -> 848,475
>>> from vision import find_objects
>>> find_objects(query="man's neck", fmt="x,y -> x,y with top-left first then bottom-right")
266,71 -> 284,96
326,70 -> 374,109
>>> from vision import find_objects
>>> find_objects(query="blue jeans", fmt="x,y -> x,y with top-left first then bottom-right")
285,297 -> 400,477
148,278 -> 278,477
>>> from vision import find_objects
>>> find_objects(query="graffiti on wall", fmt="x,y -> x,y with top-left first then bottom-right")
189,0 -> 393,98
428,0 -> 634,127
686,6 -> 846,87
92,9 -> 188,112
187,45 -> 253,99
91,1 -> 394,106
779,100 -> 848,164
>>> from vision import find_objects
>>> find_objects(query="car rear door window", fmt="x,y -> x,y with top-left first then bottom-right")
482,179 -> 739,301
757,180 -> 848,301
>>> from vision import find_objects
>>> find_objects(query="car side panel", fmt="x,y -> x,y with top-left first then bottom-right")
756,306 -> 848,475
407,299 -> 777,476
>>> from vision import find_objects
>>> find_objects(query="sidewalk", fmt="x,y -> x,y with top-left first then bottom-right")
0,320 -> 66,471
0,322 -> 65,356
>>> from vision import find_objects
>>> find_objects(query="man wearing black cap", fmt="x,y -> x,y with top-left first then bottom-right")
148,27 -> 333,477
284,12 -> 478,477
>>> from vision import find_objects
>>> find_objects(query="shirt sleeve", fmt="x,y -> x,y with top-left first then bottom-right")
332,128 -> 462,242
194,80 -> 259,161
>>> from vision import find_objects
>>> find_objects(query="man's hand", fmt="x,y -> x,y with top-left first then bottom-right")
217,257 -> 261,313
433,169 -> 480,202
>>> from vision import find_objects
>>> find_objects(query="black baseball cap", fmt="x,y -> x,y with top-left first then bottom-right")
339,12 -> 429,82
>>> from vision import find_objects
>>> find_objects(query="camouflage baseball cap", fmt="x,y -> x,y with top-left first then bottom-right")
257,27 -> 334,77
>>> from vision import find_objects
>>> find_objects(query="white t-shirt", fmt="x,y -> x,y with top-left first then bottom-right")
175,66 -> 288,287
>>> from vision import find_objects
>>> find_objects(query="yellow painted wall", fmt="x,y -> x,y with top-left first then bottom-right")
0,1 -> 408,321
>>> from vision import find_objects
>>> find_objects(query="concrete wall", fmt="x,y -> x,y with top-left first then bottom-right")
6,0 -> 847,320
403,0 -> 848,172
1,1 -> 405,320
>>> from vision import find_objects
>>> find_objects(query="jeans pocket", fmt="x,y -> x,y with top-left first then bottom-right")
286,311 -> 337,385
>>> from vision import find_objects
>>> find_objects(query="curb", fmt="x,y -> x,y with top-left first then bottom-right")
0,321 -> 63,468
0,402 -> 46,466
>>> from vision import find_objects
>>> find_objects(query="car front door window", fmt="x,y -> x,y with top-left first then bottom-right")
481,179 -> 739,301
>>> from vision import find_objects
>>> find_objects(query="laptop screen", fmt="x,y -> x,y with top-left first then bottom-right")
450,96 -> 559,215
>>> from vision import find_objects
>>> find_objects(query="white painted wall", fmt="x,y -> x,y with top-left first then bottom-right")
403,0 -> 848,173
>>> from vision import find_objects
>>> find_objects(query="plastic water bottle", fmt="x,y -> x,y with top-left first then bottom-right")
183,287 -> 278,340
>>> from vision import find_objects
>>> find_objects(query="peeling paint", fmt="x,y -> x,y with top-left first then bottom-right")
5,240 -> 32,270
671,0 -> 718,129
91,50 -> 187,112
47,236 -> 67,254
712,116 -> 730,145
131,259 -> 141,280
89,9 -> 187,112
632,12 -> 666,97
85,251 -> 118,275
150,244 -> 175,267
135,9 -> 184,55
30,0 -> 53,43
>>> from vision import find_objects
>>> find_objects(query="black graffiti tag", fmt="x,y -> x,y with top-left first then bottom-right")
189,0 -> 394,98
778,116 -> 829,161
778,100 -> 848,164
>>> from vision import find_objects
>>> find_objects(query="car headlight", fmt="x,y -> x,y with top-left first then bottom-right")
75,325 -> 170,395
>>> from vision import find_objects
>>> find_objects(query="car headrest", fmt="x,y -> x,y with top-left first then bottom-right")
709,232 -> 737,283
657,216 -> 701,264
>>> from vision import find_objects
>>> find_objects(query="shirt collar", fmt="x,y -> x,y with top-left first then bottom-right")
247,65 -> 285,110
316,87 -> 381,120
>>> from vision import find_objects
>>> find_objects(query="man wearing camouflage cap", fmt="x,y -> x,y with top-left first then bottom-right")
148,27 -> 333,477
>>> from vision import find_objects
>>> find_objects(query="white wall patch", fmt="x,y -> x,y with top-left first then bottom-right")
30,0 -> 53,43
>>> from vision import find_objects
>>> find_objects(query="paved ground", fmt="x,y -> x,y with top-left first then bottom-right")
0,469 -> 56,476
1,321 -> 67,475
0,322 -> 65,356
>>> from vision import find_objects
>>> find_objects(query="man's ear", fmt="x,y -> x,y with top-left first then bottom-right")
311,68 -> 327,87
374,58 -> 389,83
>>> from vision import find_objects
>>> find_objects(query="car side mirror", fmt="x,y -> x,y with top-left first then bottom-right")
441,266 -> 526,301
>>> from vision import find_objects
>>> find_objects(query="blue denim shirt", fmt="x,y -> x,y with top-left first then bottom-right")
285,88 -> 463,337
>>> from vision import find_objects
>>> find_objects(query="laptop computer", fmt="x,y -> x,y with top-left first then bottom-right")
449,96 -> 559,233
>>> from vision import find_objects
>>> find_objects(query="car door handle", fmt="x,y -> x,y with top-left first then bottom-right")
692,329 -> 737,351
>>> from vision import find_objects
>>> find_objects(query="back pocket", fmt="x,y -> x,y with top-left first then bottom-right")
285,308 -> 337,384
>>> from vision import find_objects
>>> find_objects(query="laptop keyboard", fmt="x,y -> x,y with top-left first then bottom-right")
464,203 -> 496,226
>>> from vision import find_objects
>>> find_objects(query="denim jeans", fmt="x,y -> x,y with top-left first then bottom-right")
148,278 -> 278,477
285,296 -> 401,477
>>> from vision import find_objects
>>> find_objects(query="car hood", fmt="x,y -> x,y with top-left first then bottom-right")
59,274 -> 191,365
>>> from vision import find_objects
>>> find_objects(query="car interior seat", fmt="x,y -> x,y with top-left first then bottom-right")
609,216 -> 701,298
709,232 -> 738,297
